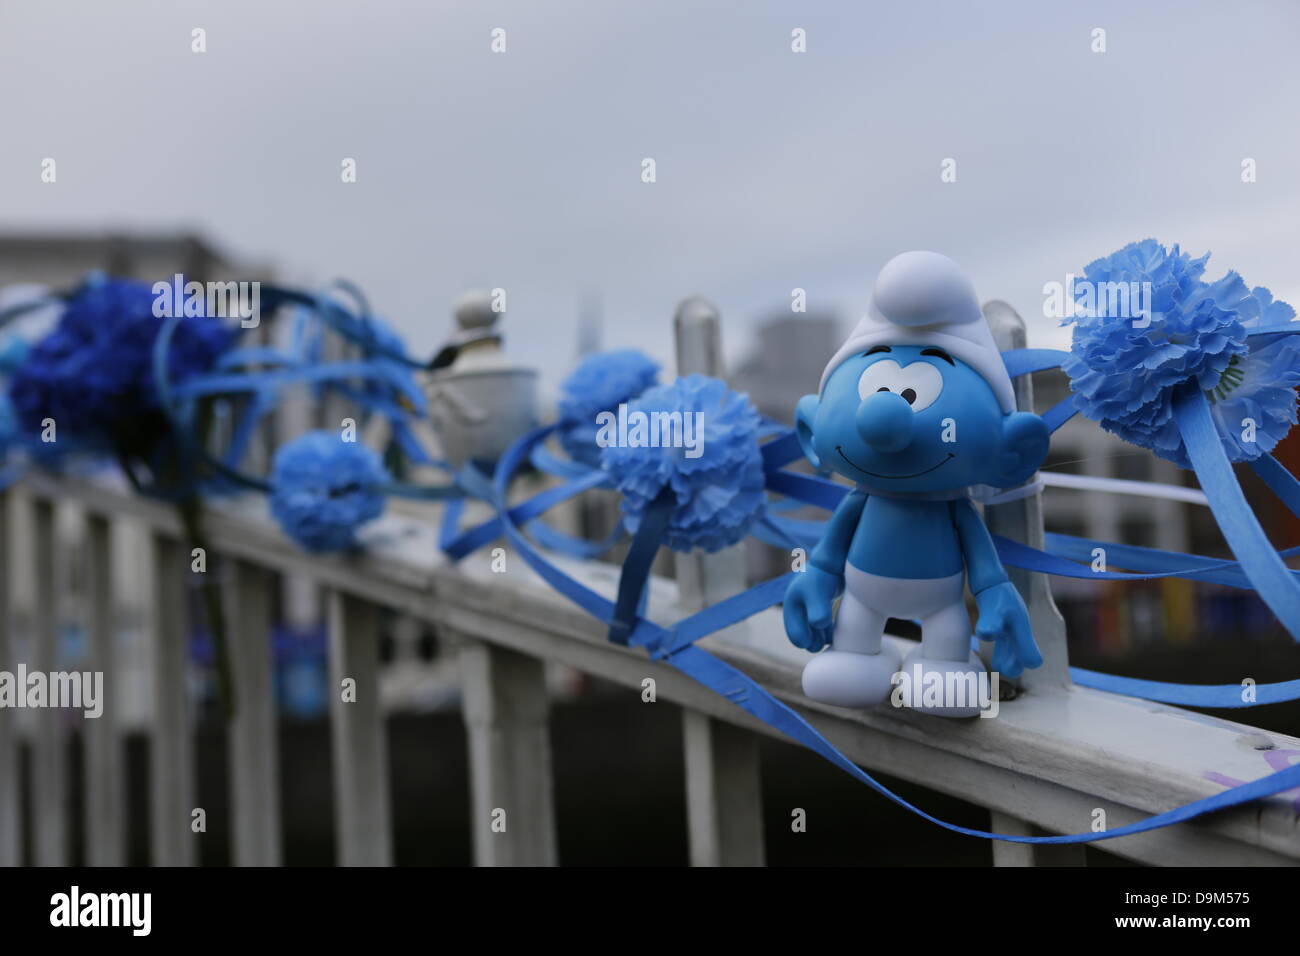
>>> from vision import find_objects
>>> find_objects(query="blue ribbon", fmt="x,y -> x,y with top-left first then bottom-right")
1172,385 -> 1300,638
608,487 -> 674,645
1044,532 -> 1300,590
528,519 -> 626,560
1001,347 -> 1072,378
530,441 -> 600,480
1250,452 -> 1300,520
996,534 -> 1300,585
1070,668 -> 1300,708
1041,394 -> 1079,432
441,467 -> 610,561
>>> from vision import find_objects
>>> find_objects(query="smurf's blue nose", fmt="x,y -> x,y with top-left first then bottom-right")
856,390 -> 913,452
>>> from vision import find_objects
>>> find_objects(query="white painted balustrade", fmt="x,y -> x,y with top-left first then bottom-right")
0,301 -> 1297,868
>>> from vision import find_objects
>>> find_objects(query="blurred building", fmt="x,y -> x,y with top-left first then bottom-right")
730,312 -> 841,584
731,313 -> 841,424
0,232 -> 254,290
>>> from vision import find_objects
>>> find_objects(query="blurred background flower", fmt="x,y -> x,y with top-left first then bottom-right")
270,430 -> 390,551
6,275 -> 236,456
557,349 -> 660,467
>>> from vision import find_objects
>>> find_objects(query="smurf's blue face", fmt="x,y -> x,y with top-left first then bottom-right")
795,345 -> 1049,493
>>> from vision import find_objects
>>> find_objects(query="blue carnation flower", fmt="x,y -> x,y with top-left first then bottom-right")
270,431 -> 390,552
1208,286 -> 1300,461
557,349 -> 660,467
1063,240 -> 1252,467
600,375 -> 765,553
7,275 -> 236,450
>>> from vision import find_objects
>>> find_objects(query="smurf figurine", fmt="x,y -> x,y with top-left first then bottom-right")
785,251 -> 1048,716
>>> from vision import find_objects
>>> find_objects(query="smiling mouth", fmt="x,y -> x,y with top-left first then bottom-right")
836,446 -> 955,479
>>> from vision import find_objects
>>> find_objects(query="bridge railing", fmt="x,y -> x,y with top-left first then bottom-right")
0,301 -> 1297,867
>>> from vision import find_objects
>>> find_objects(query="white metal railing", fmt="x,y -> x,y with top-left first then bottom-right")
0,301 -> 1298,868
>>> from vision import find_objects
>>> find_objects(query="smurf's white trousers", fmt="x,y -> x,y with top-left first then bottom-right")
835,565 -> 970,661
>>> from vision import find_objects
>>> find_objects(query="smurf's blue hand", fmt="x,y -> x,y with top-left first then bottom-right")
784,566 -> 841,651
975,581 -> 1042,678
950,498 -> 1042,677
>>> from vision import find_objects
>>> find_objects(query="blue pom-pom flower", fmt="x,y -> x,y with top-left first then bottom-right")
1062,239 -> 1267,467
600,375 -> 765,553
270,431 -> 390,552
558,349 -> 660,467
7,275 -> 236,450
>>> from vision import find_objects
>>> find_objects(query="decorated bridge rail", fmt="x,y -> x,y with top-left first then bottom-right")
0,299 -> 1297,867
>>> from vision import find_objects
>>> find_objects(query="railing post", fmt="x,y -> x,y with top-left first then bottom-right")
328,589 -> 392,866
983,301 -> 1071,692
84,513 -> 125,866
983,301 -> 1085,866
989,812 -> 1086,866
226,559 -> 281,866
682,712 -> 766,866
672,297 -> 749,611
673,296 -> 766,867
458,636 -> 557,866
31,497 -> 69,866
146,531 -> 196,866
0,490 -> 17,866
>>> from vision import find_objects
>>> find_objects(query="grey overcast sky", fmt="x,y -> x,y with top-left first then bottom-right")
2,0 -> 1298,397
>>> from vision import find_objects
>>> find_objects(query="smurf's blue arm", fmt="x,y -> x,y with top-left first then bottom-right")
950,498 -> 1042,677
810,489 -> 868,578
784,489 -> 866,652
950,498 -> 1009,595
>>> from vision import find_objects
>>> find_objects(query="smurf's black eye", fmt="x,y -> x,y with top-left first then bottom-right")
858,359 -> 943,412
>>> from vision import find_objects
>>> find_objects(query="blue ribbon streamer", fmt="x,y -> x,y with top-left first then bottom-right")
1001,347 -> 1072,378
1044,532 -> 1300,590
1172,385 -> 1300,639
1247,323 -> 1300,339
608,488 -> 674,645
1250,452 -> 1300,520
1070,668 -> 1300,708
760,430 -> 805,470
441,468 -> 610,561
528,519 -> 626,560
530,441 -> 600,480
438,497 -> 466,552
995,534 -> 1300,585
1041,394 -> 1079,432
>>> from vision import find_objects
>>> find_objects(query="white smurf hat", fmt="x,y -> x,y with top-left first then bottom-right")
819,251 -> 1015,414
